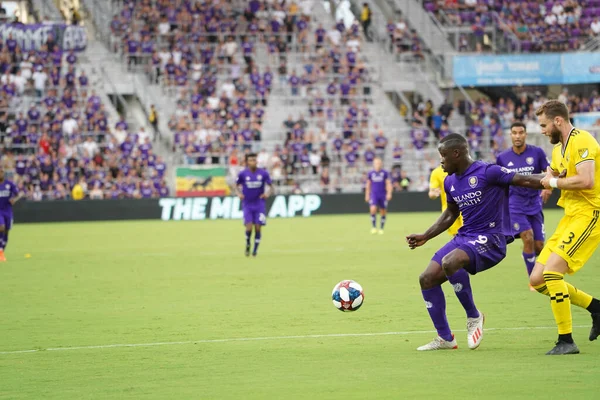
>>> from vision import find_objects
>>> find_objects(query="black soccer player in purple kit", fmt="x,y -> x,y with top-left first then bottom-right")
365,158 -> 392,235
496,122 -> 552,286
236,153 -> 272,257
407,134 -> 548,351
0,166 -> 22,262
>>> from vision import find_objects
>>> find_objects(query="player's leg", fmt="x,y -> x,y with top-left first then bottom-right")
513,213 -> 536,277
252,210 -> 266,257
417,240 -> 457,351
369,203 -> 377,234
530,212 -> 546,256
440,247 -> 484,349
533,214 -> 600,344
243,208 -> 253,257
378,202 -> 386,234
417,260 -> 456,350
541,252 -> 579,355
0,216 -> 7,261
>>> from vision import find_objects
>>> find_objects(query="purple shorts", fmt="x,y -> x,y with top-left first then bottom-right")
511,211 -> 545,241
243,206 -> 267,226
432,233 -> 507,275
0,212 -> 12,230
369,196 -> 387,209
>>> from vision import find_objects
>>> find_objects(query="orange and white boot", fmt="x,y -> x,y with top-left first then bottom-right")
0,250 -> 7,262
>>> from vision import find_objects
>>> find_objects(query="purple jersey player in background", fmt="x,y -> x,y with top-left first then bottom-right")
364,158 -> 392,235
236,153 -> 272,257
0,166 -> 22,262
406,134 -> 547,351
496,122 -> 552,284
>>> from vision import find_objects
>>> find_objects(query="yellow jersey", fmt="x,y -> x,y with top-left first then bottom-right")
429,166 -> 463,235
72,184 -> 84,200
550,128 -> 600,216
429,166 -> 449,211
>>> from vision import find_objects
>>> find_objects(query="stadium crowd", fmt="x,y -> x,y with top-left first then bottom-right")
425,0 -> 599,52
0,32 -> 168,201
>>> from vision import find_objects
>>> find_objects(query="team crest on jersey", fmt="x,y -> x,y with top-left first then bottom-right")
526,157 -> 534,165
246,176 -> 250,180
579,148 -> 589,159
468,176 -> 478,188
514,222 -> 520,231
257,175 -> 262,181
4,184 -> 8,189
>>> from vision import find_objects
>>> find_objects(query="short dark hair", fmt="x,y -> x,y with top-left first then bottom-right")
510,121 -> 526,131
535,100 -> 569,120
439,133 -> 467,149
245,153 -> 257,161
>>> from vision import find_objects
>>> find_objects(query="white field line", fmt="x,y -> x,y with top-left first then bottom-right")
0,325 -> 589,355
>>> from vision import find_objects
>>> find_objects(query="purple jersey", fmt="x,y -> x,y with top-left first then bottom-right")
0,180 -> 18,212
444,161 -> 515,237
236,168 -> 271,209
368,169 -> 389,199
495,145 -> 549,215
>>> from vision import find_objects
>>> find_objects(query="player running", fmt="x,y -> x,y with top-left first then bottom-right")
406,134 -> 549,351
530,100 -> 600,355
236,153 -> 272,257
428,164 -> 463,236
496,122 -> 552,284
0,166 -> 21,261
365,158 -> 392,234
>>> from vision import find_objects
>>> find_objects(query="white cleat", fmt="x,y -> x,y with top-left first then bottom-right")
467,311 -> 485,349
417,334 -> 458,351
370,228 -> 378,234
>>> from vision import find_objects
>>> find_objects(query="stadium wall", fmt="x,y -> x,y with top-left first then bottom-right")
15,192 -> 563,223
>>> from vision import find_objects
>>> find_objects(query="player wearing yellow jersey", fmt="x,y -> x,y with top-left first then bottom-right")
428,165 -> 463,236
530,100 -> 600,355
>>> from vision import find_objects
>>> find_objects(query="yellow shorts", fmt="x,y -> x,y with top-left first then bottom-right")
447,214 -> 463,236
538,210 -> 600,274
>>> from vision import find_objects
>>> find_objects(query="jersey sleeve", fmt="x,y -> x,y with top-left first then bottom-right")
443,177 -> 456,205
429,169 -> 441,189
495,153 -> 504,167
538,147 -> 550,172
10,183 -> 18,198
384,170 -> 390,182
486,164 -> 516,186
236,172 -> 243,186
573,134 -> 598,166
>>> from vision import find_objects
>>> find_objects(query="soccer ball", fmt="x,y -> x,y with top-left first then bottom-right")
332,280 -> 364,312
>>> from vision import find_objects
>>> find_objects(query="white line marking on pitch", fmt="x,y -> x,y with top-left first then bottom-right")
0,325 -> 589,355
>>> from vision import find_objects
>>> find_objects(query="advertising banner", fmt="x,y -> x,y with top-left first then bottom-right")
0,23 -> 87,51
573,112 -> 600,130
175,166 -> 230,197
562,53 -> 600,84
453,54 -> 563,86
453,53 -> 600,86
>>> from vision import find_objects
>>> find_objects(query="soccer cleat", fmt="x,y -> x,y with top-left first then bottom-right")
245,245 -> 250,257
370,228 -> 377,234
417,334 -> 458,351
545,340 -> 580,355
252,252 -> 257,258
467,311 -> 485,349
589,313 -> 600,341
0,250 -> 6,262
378,229 -> 384,235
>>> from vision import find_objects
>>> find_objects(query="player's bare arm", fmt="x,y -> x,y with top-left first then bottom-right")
406,202 -> 460,249
9,193 -> 23,206
385,178 -> 392,201
510,173 -> 546,190
365,179 -> 371,202
541,162 -> 595,190
260,185 -> 271,199
236,185 -> 244,200
428,187 -> 441,199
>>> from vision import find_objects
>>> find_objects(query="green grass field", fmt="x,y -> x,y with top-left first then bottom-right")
1,210 -> 600,399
